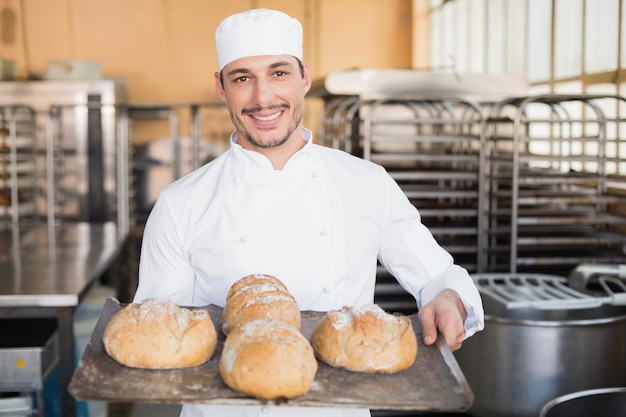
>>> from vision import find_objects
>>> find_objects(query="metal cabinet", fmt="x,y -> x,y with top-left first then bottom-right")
0,80 -> 130,236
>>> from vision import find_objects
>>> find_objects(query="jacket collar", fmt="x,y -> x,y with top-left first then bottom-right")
229,127 -> 314,171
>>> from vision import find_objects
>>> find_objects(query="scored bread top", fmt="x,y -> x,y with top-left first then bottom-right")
219,318 -> 318,400
310,304 -> 417,373
221,274 -> 301,334
226,274 -> 288,301
103,298 -> 217,369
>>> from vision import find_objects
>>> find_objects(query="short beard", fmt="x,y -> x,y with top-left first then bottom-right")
231,101 -> 304,149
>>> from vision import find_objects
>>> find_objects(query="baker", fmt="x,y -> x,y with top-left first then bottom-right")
133,8 -> 485,417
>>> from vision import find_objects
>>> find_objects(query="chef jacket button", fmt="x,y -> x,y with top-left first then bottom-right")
323,286 -> 332,293
312,171 -> 320,180
320,229 -> 329,236
234,177 -> 242,185
261,406 -> 269,413
239,235 -> 248,243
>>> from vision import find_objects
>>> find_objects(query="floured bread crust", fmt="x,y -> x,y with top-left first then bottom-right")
221,274 -> 301,334
103,298 -> 217,369
219,319 -> 318,399
310,304 -> 417,373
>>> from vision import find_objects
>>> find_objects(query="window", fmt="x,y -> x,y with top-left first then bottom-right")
428,0 -> 626,175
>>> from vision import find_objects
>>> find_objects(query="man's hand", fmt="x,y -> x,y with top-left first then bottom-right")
417,289 -> 467,352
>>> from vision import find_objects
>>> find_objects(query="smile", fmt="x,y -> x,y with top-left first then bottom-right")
252,111 -> 282,122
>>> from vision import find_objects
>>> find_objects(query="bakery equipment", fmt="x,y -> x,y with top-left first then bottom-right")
0,222 -> 123,417
0,80 -> 130,235
316,93 -> 486,314
539,387 -> 626,417
310,70 -> 532,313
313,76 -> 626,279
454,272 -> 626,417
0,319 -> 58,392
568,262 -> 626,290
481,94 -> 626,273
0,105 -> 39,229
474,272 -> 626,309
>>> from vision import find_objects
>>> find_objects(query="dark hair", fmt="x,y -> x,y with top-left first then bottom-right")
219,57 -> 305,87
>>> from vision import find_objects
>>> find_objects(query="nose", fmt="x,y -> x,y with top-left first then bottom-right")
252,78 -> 274,107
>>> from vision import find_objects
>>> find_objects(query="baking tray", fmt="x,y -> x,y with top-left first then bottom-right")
69,297 -> 474,411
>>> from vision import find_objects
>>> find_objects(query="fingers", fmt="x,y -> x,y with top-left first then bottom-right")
418,307 -> 438,346
420,308 -> 464,351
418,290 -> 467,351
439,318 -> 464,351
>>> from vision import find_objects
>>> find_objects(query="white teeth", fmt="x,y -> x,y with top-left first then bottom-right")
253,111 -> 281,121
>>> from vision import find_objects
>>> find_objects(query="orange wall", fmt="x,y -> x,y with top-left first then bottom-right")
0,0 -> 413,103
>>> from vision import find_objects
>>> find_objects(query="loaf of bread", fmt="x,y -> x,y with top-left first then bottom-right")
310,304 -> 417,373
103,298 -> 217,369
219,319 -> 318,399
221,274 -> 301,334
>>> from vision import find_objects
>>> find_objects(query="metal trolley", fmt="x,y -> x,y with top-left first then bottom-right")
481,94 -> 626,274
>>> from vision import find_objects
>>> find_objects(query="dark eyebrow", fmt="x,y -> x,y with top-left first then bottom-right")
269,61 -> 294,69
225,67 -> 252,78
225,60 -> 295,78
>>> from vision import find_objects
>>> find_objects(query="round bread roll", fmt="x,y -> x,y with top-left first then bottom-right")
219,319 -> 318,400
221,274 -> 301,334
310,304 -> 417,373
103,298 -> 217,369
226,273 -> 288,300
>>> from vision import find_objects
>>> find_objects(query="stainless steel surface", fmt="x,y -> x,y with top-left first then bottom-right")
454,279 -> 626,417
0,222 -> 122,306
71,298 -> 474,412
0,80 -> 130,236
0,221 -> 125,417
0,319 -> 58,391
539,387 -> 626,417
473,272 -> 626,309
568,262 -> 626,290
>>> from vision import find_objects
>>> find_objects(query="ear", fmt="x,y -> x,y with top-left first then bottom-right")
214,71 -> 227,103
302,62 -> 312,95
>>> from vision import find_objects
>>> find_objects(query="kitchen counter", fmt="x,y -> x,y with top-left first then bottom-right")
0,221 -> 126,417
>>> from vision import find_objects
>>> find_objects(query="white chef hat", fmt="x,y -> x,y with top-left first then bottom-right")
215,8 -> 303,71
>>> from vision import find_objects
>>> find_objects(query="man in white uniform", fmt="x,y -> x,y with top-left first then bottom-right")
133,8 -> 484,417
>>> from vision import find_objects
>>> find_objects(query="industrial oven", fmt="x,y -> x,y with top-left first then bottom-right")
0,80 -> 130,234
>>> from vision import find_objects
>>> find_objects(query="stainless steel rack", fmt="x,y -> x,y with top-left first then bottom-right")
472,272 -> 626,310
0,80 -> 130,237
481,94 -> 626,273
45,102 -> 131,236
126,102 -> 230,223
364,98 -> 485,273
0,105 -> 39,229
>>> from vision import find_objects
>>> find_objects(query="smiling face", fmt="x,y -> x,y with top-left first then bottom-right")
215,54 -> 312,168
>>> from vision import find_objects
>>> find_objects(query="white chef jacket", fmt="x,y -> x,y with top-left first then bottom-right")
134,127 -> 484,417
